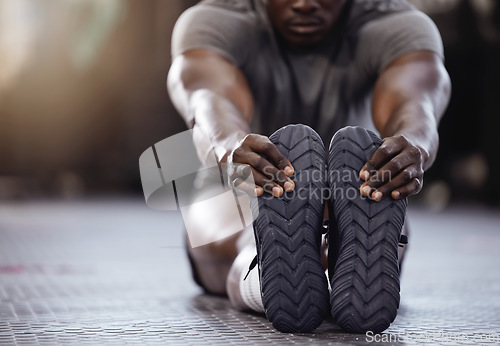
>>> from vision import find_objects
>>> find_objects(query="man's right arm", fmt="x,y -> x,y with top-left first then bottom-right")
167,49 -> 295,197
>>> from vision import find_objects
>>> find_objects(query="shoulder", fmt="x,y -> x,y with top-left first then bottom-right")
172,0 -> 263,65
347,0 -> 440,40
198,0 -> 256,12
347,0 -> 416,33
175,0 -> 259,29
346,0 -> 443,73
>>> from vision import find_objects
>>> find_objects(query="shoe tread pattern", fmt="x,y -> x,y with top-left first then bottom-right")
254,124 -> 329,333
328,126 -> 407,334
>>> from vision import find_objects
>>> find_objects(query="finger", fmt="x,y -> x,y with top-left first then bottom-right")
255,186 -> 264,197
251,168 -> 284,198
235,164 -> 252,181
247,152 -> 294,192
232,164 -> 269,196
361,152 -> 414,193
391,177 -> 423,200
232,178 -> 258,196
360,139 -> 404,180
261,164 -> 295,192
232,149 -> 293,194
368,167 -> 419,202
250,138 -> 294,176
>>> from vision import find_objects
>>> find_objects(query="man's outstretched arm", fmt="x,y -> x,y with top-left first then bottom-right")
167,49 -> 295,197
360,51 -> 452,201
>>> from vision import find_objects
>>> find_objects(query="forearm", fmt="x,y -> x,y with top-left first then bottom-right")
167,51 -> 254,166
373,52 -> 451,171
380,101 -> 439,171
188,89 -> 251,164
170,79 -> 294,198
363,52 -> 451,201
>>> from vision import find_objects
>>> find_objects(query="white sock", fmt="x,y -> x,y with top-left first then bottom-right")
239,252 -> 264,313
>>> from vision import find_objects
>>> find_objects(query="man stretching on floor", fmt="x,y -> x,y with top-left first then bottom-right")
167,0 -> 450,334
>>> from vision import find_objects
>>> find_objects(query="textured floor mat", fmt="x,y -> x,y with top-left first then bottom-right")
1,200 -> 500,345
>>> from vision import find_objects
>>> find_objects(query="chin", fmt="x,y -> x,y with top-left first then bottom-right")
281,29 -> 327,47
287,36 -> 323,47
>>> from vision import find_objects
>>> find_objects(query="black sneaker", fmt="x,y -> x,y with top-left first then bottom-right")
252,124 -> 330,333
327,126 -> 407,334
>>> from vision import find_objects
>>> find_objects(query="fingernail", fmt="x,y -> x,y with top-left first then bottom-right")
361,171 -> 370,180
272,186 -> 282,197
392,191 -> 400,199
362,186 -> 371,196
284,166 -> 294,176
284,181 -> 294,192
373,191 -> 382,201
255,188 -> 263,196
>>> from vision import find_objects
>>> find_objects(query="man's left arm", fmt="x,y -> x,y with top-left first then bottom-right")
360,51 -> 451,201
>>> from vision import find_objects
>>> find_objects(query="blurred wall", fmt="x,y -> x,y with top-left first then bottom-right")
410,0 -> 500,206
0,0 -> 499,205
0,0 -> 197,197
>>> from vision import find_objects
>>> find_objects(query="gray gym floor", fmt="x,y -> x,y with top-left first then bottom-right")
1,198 -> 499,345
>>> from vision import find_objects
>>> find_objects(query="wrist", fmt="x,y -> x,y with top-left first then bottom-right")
214,131 -> 248,163
391,132 -> 436,171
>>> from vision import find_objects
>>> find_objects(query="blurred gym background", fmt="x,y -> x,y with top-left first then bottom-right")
1,0 -> 499,210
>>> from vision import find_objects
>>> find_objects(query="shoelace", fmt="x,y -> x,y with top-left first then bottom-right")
399,234 -> 408,247
243,255 -> 258,281
243,224 -> 409,280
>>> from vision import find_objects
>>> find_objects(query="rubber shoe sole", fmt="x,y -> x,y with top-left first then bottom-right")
327,126 -> 407,334
253,124 -> 330,333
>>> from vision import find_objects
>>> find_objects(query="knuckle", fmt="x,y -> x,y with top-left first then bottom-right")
409,145 -> 420,156
379,146 -> 392,156
236,164 -> 251,178
409,146 -> 422,161
402,169 -> 413,181
242,134 -> 254,145
397,134 -> 409,145
252,157 -> 265,169
245,133 -> 264,146
233,146 -> 244,157
263,142 -> 275,153
390,159 -> 402,172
